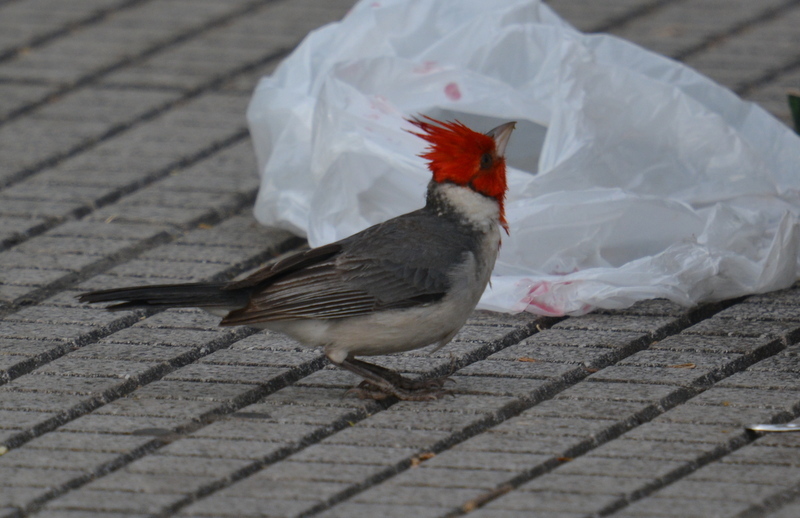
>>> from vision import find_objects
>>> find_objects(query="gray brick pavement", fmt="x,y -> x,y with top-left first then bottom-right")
2,0 -> 800,517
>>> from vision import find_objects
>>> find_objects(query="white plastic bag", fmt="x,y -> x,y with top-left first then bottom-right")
247,0 -> 800,316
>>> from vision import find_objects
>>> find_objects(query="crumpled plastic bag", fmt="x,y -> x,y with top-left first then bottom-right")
246,0 -> 800,316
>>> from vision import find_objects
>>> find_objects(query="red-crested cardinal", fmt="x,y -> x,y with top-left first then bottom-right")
79,117 -> 515,400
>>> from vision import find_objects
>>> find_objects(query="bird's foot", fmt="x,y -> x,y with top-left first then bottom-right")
337,356 -> 455,401
346,379 -> 452,401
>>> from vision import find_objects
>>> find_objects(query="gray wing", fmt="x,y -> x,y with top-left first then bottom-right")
220,210 -> 478,325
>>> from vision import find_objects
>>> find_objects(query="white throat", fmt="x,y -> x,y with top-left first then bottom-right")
435,182 -> 501,232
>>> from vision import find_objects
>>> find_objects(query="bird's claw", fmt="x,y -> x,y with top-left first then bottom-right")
346,379 -> 453,401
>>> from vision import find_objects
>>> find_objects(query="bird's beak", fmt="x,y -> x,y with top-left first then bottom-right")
485,121 -> 516,157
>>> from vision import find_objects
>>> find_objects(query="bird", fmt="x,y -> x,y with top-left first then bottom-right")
79,117 -> 515,400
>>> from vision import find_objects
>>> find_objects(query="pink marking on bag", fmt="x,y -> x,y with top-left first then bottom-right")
444,82 -> 461,101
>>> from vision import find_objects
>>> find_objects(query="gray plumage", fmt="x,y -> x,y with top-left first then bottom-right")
79,119 -> 516,400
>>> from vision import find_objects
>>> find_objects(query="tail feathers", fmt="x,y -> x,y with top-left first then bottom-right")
78,282 -> 249,312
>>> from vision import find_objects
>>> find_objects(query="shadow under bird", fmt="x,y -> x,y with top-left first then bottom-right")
79,117 -> 515,400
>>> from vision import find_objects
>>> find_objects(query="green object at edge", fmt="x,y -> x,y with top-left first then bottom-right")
789,91 -> 800,135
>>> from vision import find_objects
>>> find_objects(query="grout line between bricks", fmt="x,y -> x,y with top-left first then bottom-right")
0,0 -> 153,64
146,301 -> 737,518
735,482 -> 800,518
594,340 -> 799,515
588,0 -> 681,33
0,42 -> 290,191
672,0 -> 800,63
155,316 -> 557,518
0,0 -> 282,129
435,308 -> 799,517
12,316 -> 551,517
0,128 -> 254,315
737,53 -> 800,97
12,351 -> 331,518
0,224 -> 305,437
298,303 -> 733,517
0,220 -> 305,388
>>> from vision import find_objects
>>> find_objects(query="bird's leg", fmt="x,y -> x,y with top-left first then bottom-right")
335,356 -> 451,401
349,358 -> 453,389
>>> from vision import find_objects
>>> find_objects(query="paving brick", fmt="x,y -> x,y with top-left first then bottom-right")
134,309 -> 221,330
128,379 -> 257,402
491,413 -> 617,439
656,479 -> 790,502
720,443 -> 800,467
467,509 -> 582,518
141,244 -> 257,265
94,398 -> 220,420
481,490 -> 621,513
290,444 -> 418,466
85,471 -> 215,494
0,391 -> 85,413
586,365 -> 720,386
252,460 -> 381,484
0,448 -> 117,471
588,437 -> 712,462
557,381 -> 681,403
447,375 -> 551,398
59,414 -> 185,435
14,235 -> 137,257
314,502 -> 450,518
655,404 -> 778,426
157,437 -> 287,461
714,303 -> 800,323
190,419 -> 319,443
390,465 -> 512,489
0,199 -> 86,219
623,421 -> 749,445
221,476 -> 349,501
422,450 -> 552,472
197,347 -> 321,367
0,485 -> 48,510
682,318 -> 800,338
687,386 -> 800,409
94,326 -> 227,347
161,363 -> 283,384
607,495 -> 750,517
352,484 -> 482,507
0,466 -> 86,488
42,489 -> 184,514
4,374 -> 126,395
519,473 -> 650,495
390,394 -> 518,415
24,431 -> 153,453
356,409 -> 486,433
0,1 -> 798,517
521,397 -> 645,421
457,359 -> 583,379
1,267 -> 73,289
763,499 -> 800,518
717,371 -> 800,391
86,204 -> 219,227
105,258 -> 229,281
175,495 -> 313,518
126,454 -> 250,477
452,432 -> 584,456
0,410 -> 58,431
0,251 -> 98,273
650,333 -> 779,354
35,511 -> 152,518
552,315 -> 680,334
69,343 -> 195,363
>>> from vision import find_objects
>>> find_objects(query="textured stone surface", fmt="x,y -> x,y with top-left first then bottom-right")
1,0 -> 800,517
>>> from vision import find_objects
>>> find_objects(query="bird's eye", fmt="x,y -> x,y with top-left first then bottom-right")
479,153 -> 493,170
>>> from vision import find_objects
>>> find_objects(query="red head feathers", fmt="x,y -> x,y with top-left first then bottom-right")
408,116 -> 514,232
